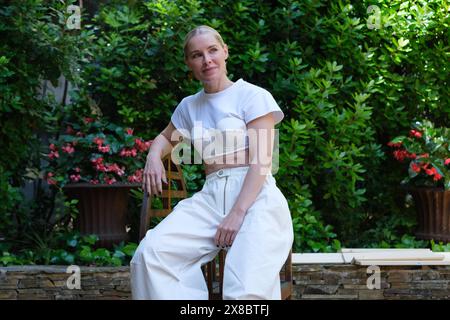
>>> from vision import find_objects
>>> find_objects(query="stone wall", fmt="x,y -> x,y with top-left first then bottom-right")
1,264 -> 450,299
0,266 -> 130,300
292,264 -> 450,300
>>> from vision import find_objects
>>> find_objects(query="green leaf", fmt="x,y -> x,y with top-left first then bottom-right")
121,243 -> 137,256
390,136 -> 406,144
82,235 -> 99,245
94,248 -> 110,259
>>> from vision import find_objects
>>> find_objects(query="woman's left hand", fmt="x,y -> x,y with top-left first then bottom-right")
214,210 -> 246,248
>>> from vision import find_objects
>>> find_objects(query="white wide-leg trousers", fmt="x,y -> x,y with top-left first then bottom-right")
130,166 -> 293,300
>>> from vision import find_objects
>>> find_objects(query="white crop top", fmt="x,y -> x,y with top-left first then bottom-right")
170,78 -> 284,161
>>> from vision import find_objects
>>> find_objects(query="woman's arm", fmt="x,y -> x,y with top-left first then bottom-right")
214,113 -> 275,248
143,121 -> 179,196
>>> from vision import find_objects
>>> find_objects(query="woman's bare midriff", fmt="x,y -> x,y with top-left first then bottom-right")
203,148 -> 250,176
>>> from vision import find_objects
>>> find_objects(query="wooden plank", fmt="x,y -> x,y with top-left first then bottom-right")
340,248 -> 432,253
341,253 -> 356,264
292,251 -> 450,265
150,209 -> 171,217
292,253 -> 344,264
161,190 -> 187,197
340,249 -> 436,264
350,252 -> 445,262
353,259 -> 450,266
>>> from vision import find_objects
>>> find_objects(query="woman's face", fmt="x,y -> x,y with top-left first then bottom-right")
184,33 -> 229,83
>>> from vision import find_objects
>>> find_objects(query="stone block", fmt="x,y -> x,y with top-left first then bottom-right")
0,277 -> 19,289
342,284 -> 372,290
292,275 -> 310,282
409,280 -> 449,290
300,294 -> 358,300
303,284 -> 339,295
358,290 -> 385,300
0,290 -> 18,299
340,278 -> 367,285
320,271 -> 344,283
295,265 -> 324,273
18,278 -> 55,289
387,270 -> 413,282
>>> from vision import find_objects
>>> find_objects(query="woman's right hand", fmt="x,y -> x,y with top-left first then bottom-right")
142,153 -> 167,197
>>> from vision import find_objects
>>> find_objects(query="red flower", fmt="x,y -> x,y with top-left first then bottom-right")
128,169 -> 143,183
120,148 -> 138,157
91,157 -> 104,164
46,172 -> 57,185
409,129 -> 422,138
46,120 -> 149,186
62,143 -> 75,154
393,149 -> 416,162
391,122 -> 448,189
95,163 -> 106,172
104,176 -> 117,185
98,144 -> 111,153
93,137 -> 104,146
393,150 -> 405,161
411,162 -> 421,173
48,150 -> 59,160
425,167 -> 437,177
134,138 -> 151,153
421,162 -> 430,170
91,157 -> 106,172
70,174 -> 81,182
47,144 -> 60,160
105,163 -> 125,176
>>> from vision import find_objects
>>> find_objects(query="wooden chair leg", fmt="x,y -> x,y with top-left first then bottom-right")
204,249 -> 292,300
218,250 -> 226,298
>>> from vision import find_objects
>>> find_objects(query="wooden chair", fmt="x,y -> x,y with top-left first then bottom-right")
139,156 -> 188,238
204,249 -> 293,300
139,156 -> 293,300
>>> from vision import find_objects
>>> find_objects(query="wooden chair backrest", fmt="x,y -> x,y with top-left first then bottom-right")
139,156 -> 187,240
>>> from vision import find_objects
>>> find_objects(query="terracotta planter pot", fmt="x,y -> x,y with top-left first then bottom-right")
409,188 -> 450,242
64,183 -> 140,248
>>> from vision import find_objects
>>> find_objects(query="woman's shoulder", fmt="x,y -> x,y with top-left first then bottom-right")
176,90 -> 202,109
237,79 -> 273,101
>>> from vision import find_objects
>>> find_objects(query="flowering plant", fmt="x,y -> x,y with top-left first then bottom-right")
388,120 -> 450,190
44,117 -> 152,188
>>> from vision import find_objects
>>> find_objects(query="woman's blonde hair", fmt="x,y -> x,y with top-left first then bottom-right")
183,25 -> 226,59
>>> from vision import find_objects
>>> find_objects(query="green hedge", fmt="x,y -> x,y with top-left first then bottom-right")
79,0 -> 448,251
0,1 -> 93,245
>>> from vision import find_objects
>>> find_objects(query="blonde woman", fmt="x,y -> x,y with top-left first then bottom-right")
131,25 -> 293,300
